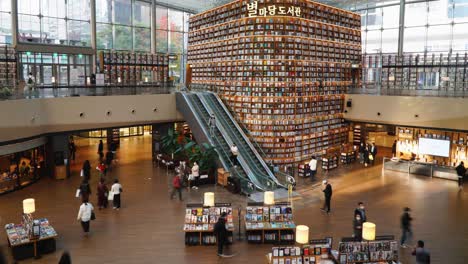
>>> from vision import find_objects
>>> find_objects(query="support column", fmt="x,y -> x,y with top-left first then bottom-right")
11,0 -> 18,48
90,0 -> 97,73
46,135 -> 71,180
151,0 -> 156,53
152,123 -> 173,159
397,0 -> 406,57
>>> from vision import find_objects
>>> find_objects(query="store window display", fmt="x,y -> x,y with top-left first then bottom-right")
0,146 -> 46,195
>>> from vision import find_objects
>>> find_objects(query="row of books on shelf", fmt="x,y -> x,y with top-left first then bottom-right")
190,60 -> 356,68
226,94 -> 344,102
268,240 -> 333,264
184,204 -> 234,232
185,232 -> 234,245
200,80 -> 352,87
5,218 -> 57,246
246,126 -> 347,137
259,141 -> 347,155
240,115 -> 344,125
246,221 -> 296,230
189,54 -> 360,62
338,240 -> 398,263
100,51 -> 168,65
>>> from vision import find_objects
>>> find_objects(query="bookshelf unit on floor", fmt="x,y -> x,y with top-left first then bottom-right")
188,0 -> 361,165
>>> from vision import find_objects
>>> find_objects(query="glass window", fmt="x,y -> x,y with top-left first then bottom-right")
133,1 -> 151,28
96,23 -> 113,49
184,12 -> 191,32
18,15 -> 41,40
0,12 -> 12,44
403,26 -> 426,52
18,0 -> 40,15
169,31 -> 183,53
426,25 -> 451,52
366,30 -> 381,53
114,0 -> 132,25
382,5 -> 399,29
67,0 -> 91,21
428,0 -> 452,25
68,20 -> 91,46
156,30 -> 168,53
96,0 -> 112,23
453,0 -> 468,22
405,2 -> 428,27
41,0 -> 66,18
381,28 -> 398,53
359,10 -> 367,29
114,25 -> 132,50
168,9 -> 183,32
134,27 -> 151,51
0,0 -> 11,11
41,17 -> 67,44
366,8 -> 382,30
361,30 -> 367,53
156,6 -> 168,30
452,23 -> 468,51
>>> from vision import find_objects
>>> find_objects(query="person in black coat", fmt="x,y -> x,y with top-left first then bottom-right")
98,140 -> 104,160
370,143 -> 378,165
353,213 -> 363,241
79,179 -> 91,202
456,162 -> 466,189
354,202 -> 367,222
321,180 -> 332,214
363,144 -> 370,167
400,207 -> 413,247
81,160 -> 91,181
214,212 -> 228,256
391,140 -> 397,157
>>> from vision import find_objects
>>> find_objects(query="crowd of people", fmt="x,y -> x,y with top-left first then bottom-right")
358,142 -> 378,167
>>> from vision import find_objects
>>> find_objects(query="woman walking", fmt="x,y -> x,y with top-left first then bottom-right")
79,179 -> 91,202
98,140 -> 104,160
97,178 -> 108,209
81,160 -> 91,181
111,179 -> 123,210
77,199 -> 94,236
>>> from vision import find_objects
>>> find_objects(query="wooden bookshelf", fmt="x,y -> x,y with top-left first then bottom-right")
0,46 -> 17,87
98,51 -> 169,85
188,0 -> 361,165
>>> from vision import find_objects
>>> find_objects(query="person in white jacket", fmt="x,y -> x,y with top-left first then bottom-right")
308,156 -> 318,180
191,162 -> 200,190
77,200 -> 94,236
111,179 -> 123,210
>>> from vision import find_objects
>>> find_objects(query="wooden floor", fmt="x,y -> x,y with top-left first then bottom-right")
1,135 -> 467,263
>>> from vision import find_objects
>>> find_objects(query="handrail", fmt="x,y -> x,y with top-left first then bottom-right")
204,92 -> 282,187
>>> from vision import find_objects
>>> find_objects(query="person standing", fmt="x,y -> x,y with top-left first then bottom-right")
391,140 -> 397,158
98,140 -> 104,160
230,144 -> 239,166
400,207 -> 413,248
359,142 -> 365,164
370,143 -> 378,165
81,160 -> 91,181
77,199 -> 94,236
110,179 -> 123,210
308,156 -> 318,180
170,174 -> 183,201
96,162 -> 107,178
97,178 -> 109,209
79,179 -> 91,202
321,180 -> 332,214
214,212 -> 229,257
69,139 -> 76,162
105,151 -> 113,171
191,162 -> 200,190
455,161 -> 466,189
208,113 -> 216,137
412,240 -> 431,264
364,144 -> 370,167
353,213 -> 363,241
354,202 -> 367,222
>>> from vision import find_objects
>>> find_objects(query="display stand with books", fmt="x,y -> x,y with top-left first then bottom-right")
298,163 -> 310,178
266,238 -> 336,264
183,203 -> 234,246
337,238 -> 399,264
5,218 -> 58,261
245,202 -> 295,244
322,155 -> 338,171
340,150 -> 356,165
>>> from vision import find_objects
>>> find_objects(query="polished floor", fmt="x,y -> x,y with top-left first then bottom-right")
1,135 -> 467,263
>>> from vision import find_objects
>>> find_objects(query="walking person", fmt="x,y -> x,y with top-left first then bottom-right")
208,113 -> 216,137
96,162 -> 107,178
81,160 -> 91,181
170,174 -> 183,201
400,207 -> 413,248
412,240 -> 431,264
105,151 -> 113,172
358,142 -> 365,164
214,212 -> 229,257
391,140 -> 397,158
455,161 -> 466,189
308,156 -> 318,180
321,180 -> 332,214
370,143 -> 377,165
353,213 -> 363,241
69,139 -> 76,162
76,199 -> 94,236
58,251 -> 72,264
97,178 -> 109,210
111,179 -> 123,210
191,162 -> 200,190
98,140 -> 104,160
230,144 -> 239,167
363,144 -> 370,167
78,179 -> 91,203
354,202 -> 367,222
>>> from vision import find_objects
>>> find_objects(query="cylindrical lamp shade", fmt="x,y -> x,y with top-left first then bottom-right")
23,198 -> 35,214
362,222 -> 376,241
295,225 -> 309,244
264,191 -> 275,205
204,192 -> 215,207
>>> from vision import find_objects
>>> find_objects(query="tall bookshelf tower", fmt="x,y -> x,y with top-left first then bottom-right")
188,0 -> 361,165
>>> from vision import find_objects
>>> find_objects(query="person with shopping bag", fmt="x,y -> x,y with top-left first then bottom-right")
110,179 -> 123,210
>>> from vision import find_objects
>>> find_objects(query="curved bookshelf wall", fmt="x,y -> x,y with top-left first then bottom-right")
188,0 -> 361,164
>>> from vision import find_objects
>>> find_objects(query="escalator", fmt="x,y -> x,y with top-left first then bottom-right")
196,92 -> 283,190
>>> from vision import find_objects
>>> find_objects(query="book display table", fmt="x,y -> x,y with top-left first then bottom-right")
5,218 -> 58,260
